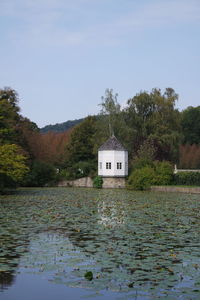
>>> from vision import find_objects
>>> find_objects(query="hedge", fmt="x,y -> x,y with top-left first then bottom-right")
173,172 -> 200,186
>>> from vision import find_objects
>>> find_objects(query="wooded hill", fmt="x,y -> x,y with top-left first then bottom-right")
40,118 -> 84,133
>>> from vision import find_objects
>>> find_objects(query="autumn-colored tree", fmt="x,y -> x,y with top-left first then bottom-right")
25,130 -> 71,165
179,144 -> 200,169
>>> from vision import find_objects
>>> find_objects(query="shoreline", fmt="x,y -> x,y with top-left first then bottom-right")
151,186 -> 200,194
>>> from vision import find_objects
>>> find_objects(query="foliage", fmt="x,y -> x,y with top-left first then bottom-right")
84,271 -> 93,281
93,176 -> 103,188
58,169 -> 72,180
179,144 -> 200,169
0,144 -> 29,191
25,130 -> 72,165
63,161 -> 97,180
2,85 -> 200,190
64,116 -> 97,178
181,106 -> 200,144
173,172 -> 200,186
15,116 -> 39,160
154,161 -> 174,185
23,160 -> 57,187
0,173 -> 17,191
128,161 -> 173,190
131,140 -> 156,170
99,88 -> 120,136
0,88 -> 20,144
95,89 -> 130,152
73,161 -> 96,178
125,88 -> 181,161
127,166 -> 156,190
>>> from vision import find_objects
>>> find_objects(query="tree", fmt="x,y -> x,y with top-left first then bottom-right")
25,130 -> 72,165
0,88 -> 20,144
64,116 -> 97,178
22,160 -> 57,187
131,140 -> 156,170
94,89 -> 130,153
125,88 -> 181,162
15,116 -> 39,159
100,88 -> 121,136
181,106 -> 200,144
0,144 -> 29,191
179,144 -> 200,169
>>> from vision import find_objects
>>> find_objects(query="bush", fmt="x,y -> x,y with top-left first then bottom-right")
0,173 -> 17,194
154,161 -> 173,185
93,176 -> 103,188
73,161 -> 96,178
127,166 -> 155,190
23,160 -> 57,187
173,172 -> 200,186
127,161 -> 173,190
58,169 -> 72,180
64,161 -> 97,180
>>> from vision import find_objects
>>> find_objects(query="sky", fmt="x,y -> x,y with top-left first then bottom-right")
0,0 -> 200,128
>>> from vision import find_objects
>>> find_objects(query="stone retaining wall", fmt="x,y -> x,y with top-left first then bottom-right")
58,177 -> 93,188
102,177 -> 126,189
151,186 -> 200,194
58,176 -> 126,189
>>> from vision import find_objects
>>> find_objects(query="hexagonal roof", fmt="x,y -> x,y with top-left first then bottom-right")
98,135 -> 127,151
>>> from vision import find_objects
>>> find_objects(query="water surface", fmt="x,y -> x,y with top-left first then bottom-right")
1,187 -> 200,299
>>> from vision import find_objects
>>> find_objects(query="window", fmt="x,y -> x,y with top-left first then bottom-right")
106,162 -> 111,169
99,162 -> 102,169
117,162 -> 122,169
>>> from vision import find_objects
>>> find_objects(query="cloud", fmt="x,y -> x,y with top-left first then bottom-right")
1,0 -> 200,49
122,0 -> 200,28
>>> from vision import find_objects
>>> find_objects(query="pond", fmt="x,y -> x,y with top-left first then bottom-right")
0,187 -> 200,299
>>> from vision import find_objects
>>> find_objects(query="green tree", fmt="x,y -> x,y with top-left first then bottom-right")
15,116 -> 39,159
64,116 -> 97,178
125,88 -> 181,162
131,140 -> 156,170
94,89 -> 130,152
154,161 -> 173,185
0,144 -> 29,191
100,88 -> 121,136
0,88 -> 20,144
181,106 -> 200,144
23,160 -> 57,187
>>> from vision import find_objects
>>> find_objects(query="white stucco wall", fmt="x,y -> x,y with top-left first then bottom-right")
98,150 -> 128,177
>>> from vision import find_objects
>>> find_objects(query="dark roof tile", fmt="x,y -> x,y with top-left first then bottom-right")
98,135 -> 127,151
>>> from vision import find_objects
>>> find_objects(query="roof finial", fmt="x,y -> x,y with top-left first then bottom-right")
108,114 -> 112,137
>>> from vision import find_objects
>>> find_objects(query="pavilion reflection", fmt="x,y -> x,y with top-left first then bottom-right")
97,200 -> 125,226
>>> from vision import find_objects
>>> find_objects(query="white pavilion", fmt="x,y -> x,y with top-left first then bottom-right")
98,135 -> 128,178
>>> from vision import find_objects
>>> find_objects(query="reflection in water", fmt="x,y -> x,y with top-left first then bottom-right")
20,232 -> 96,279
98,200 -> 125,226
0,270 -> 16,292
0,233 -> 29,291
1,188 -> 200,299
